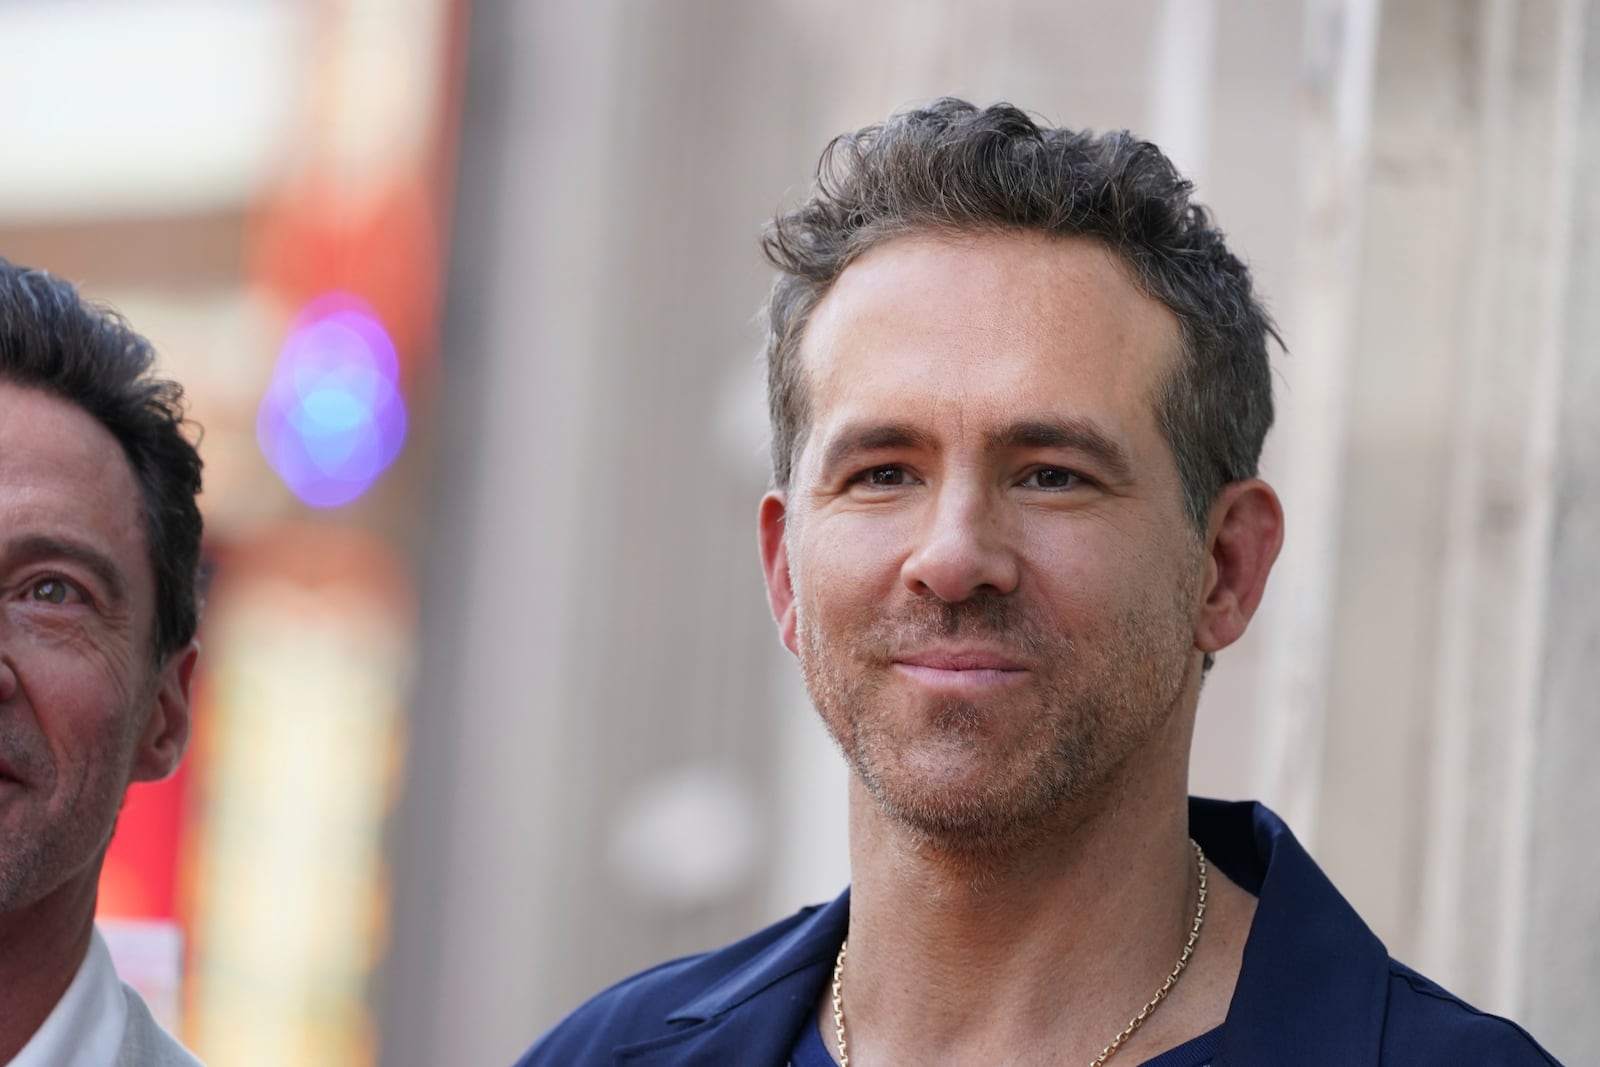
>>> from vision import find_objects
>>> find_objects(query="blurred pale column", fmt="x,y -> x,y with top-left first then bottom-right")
1251,0 -> 1378,845
1271,1 -> 1600,1062
1524,0 -> 1600,1039
379,2 -> 632,1064
380,3 -> 801,1063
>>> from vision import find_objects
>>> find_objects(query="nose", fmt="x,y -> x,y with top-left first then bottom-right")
900,482 -> 1020,602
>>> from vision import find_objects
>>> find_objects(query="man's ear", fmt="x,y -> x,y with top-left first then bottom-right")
758,492 -> 799,656
1194,479 -> 1284,657
131,640 -> 200,783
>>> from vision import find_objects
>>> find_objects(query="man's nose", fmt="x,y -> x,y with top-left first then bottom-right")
900,483 -> 1020,602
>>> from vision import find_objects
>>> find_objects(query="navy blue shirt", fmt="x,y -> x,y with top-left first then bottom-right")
786,1015 -> 1220,1066
516,799 -> 1561,1066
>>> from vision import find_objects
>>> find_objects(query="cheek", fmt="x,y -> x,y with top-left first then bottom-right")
1019,516 -> 1197,620
796,517 -> 908,612
1018,515 -> 1121,590
16,647 -> 143,757
6,605 -> 142,673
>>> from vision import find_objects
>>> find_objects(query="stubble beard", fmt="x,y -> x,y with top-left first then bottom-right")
0,688 -> 147,917
797,582 -> 1197,862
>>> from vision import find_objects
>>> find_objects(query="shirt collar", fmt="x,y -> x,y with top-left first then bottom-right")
626,799 -> 1390,1067
665,892 -> 849,1026
8,927 -> 129,1067
1192,799 -> 1389,1066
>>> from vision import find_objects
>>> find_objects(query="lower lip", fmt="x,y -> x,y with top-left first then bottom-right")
893,663 -> 1029,693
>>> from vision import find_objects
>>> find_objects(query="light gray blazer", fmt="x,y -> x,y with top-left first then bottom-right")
115,984 -> 203,1067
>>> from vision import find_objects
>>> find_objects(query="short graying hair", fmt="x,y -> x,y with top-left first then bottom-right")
0,259 -> 204,660
761,98 -> 1277,532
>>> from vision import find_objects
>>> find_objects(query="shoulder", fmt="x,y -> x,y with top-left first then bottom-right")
1380,962 -> 1563,1066
515,953 -> 714,1065
1192,800 -> 1561,1064
515,897 -> 845,1066
117,983 -> 205,1067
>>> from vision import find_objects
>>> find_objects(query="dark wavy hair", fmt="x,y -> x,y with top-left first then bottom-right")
0,258 -> 203,660
762,98 -> 1278,532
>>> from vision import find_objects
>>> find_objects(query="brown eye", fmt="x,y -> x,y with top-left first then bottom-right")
31,579 -> 71,605
866,466 -> 906,486
1024,467 -> 1082,490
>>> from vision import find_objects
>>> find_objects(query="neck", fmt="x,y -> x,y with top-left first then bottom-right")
834,716 -> 1252,1065
0,870 -> 99,1063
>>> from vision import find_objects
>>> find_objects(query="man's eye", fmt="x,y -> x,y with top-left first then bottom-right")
861,466 -> 908,487
30,579 -> 75,605
1022,467 -> 1081,490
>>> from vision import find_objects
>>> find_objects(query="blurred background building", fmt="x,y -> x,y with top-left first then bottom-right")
1,1 -> 460,1062
1,0 -> 1595,1065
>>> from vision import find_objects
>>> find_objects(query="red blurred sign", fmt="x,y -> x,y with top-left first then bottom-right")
99,759 -> 192,921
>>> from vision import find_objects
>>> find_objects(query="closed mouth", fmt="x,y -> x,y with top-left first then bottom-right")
892,646 -> 1027,672
890,646 -> 1030,692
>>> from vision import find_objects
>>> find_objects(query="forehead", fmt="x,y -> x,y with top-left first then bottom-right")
0,383 -> 150,593
796,232 -> 1182,467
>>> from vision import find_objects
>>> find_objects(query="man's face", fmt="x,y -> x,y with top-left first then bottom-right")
0,382 -> 193,916
759,232 -> 1210,849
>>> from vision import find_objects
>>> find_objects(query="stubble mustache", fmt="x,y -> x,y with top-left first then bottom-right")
0,719 -> 52,788
852,589 -> 1068,668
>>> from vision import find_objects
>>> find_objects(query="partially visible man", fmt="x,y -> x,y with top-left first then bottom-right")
517,101 -> 1560,1064
0,259 -> 204,1066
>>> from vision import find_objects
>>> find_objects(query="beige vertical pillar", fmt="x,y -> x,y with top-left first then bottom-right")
1253,0 -> 1379,839
1521,0 -> 1600,1044
1415,0 -> 1578,1010
379,2 -> 630,1063
1510,3 -> 1600,1060
1287,1 -> 1598,1060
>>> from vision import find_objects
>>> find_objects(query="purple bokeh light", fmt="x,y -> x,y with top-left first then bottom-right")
257,294 -> 408,508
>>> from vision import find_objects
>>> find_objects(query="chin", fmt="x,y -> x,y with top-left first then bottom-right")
851,733 -> 1093,855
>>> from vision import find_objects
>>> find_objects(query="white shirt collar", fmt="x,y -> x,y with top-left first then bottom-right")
7,928 -> 128,1067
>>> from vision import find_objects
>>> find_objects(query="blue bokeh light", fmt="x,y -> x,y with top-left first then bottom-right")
257,295 -> 408,508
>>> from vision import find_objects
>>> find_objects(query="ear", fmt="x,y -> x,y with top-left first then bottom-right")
131,640 -> 200,783
1194,479 -> 1283,656
758,491 -> 799,655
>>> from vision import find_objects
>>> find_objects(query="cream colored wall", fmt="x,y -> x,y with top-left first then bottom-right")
379,2 -> 1599,1064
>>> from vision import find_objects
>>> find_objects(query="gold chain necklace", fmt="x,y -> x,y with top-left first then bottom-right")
830,839 -> 1208,1067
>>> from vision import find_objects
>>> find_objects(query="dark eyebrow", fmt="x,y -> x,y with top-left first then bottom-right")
4,534 -> 130,604
987,417 -> 1135,483
817,422 -> 940,475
